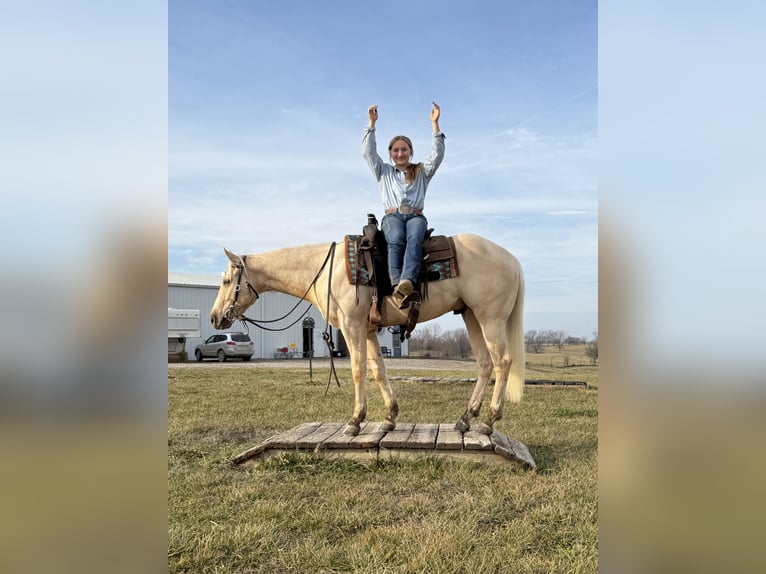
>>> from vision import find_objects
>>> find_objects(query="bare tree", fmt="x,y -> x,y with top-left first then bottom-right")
525,330 -> 544,353
408,323 -> 443,355
412,324 -> 586,360
442,328 -> 472,359
550,330 -> 567,350
585,331 -> 598,364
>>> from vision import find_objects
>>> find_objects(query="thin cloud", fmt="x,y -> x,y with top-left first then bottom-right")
169,1 -> 598,335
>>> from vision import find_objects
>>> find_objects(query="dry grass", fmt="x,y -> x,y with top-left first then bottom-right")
524,343 -> 596,369
169,362 -> 598,573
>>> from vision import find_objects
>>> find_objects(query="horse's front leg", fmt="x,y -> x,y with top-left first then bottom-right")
342,324 -> 369,436
366,330 -> 398,431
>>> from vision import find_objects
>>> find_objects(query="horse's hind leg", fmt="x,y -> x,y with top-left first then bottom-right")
476,318 -> 512,435
366,329 -> 398,430
455,309 -> 493,432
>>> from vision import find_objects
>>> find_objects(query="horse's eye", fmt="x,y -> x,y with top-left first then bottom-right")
223,279 -> 231,286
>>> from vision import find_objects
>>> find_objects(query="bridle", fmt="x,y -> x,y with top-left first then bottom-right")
222,243 -> 342,392
223,255 -> 259,324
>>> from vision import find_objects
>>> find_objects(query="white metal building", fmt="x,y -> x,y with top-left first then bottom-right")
168,272 -> 407,360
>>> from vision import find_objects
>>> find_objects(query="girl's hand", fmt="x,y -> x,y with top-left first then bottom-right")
368,105 -> 379,125
430,101 -> 440,123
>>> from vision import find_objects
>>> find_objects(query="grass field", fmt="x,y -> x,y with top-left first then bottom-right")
525,344 -> 597,369
168,361 -> 598,573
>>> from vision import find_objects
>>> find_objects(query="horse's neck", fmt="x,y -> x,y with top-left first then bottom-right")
247,243 -> 333,301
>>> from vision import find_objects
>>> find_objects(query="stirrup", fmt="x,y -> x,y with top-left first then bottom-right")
395,279 -> 414,298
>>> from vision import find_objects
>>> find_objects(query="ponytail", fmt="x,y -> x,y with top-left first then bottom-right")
404,163 -> 423,184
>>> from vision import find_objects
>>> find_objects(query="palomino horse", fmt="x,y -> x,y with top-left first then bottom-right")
209,233 -> 524,437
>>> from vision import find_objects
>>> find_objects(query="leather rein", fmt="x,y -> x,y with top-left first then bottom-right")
232,242 -> 341,391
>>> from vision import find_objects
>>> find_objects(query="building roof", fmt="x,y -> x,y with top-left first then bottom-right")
168,272 -> 221,288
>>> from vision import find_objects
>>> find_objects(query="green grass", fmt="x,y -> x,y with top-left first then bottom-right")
169,364 -> 598,573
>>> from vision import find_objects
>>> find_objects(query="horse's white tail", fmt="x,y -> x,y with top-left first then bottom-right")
506,272 -> 525,403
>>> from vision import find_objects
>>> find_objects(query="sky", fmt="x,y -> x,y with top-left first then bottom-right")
169,0 -> 598,339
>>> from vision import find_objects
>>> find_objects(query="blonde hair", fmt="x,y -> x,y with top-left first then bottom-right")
388,135 -> 422,184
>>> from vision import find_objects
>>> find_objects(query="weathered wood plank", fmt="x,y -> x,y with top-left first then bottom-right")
232,422 -> 535,470
403,423 -> 439,449
463,430 -> 493,450
313,424 -> 347,450
322,422 -> 369,449
263,422 -> 323,449
379,422 -> 415,448
229,443 -> 270,465
436,423 -> 464,450
349,421 -> 388,448
491,431 -> 537,469
296,422 -> 345,449
230,422 -> 323,464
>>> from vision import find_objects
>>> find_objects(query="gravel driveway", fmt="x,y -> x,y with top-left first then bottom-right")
169,357 -> 476,372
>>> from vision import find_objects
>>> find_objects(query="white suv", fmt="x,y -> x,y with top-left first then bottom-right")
195,333 -> 254,362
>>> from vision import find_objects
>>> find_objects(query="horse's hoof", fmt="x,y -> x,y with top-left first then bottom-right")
380,420 -> 396,431
343,424 -> 360,436
454,419 -> 470,432
476,422 -> 493,435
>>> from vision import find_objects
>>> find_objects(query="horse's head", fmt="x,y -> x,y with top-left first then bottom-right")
209,248 -> 260,330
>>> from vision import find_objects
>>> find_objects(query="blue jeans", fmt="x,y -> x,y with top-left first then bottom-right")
381,213 -> 428,286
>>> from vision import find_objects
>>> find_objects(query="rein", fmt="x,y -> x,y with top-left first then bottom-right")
235,242 -> 341,391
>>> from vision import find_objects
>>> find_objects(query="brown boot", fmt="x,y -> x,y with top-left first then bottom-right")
393,279 -> 414,308
395,279 -> 413,298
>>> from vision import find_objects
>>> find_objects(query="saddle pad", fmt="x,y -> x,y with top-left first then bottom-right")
422,235 -> 460,281
344,235 -> 370,285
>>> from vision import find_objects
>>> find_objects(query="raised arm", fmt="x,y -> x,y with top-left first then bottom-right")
423,102 -> 445,179
430,101 -> 440,133
362,104 -> 383,179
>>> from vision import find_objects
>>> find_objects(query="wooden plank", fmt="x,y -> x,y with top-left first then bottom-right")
231,422 -> 536,470
230,422 -> 322,464
296,422 -> 345,449
322,422 -> 369,449
379,422 -> 415,448
491,431 -> 537,469
403,423 -> 439,449
463,430 -> 493,450
313,424 -> 347,450
349,421 -> 388,449
261,422 -> 323,449
229,443 -> 270,465
436,423 -> 464,450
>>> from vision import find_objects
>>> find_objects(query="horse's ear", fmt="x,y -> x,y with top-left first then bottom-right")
224,248 -> 239,264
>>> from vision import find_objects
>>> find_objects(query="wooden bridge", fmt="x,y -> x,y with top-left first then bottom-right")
232,421 -> 536,469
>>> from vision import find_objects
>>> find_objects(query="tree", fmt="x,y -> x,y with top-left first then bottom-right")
549,330 -> 567,350
410,325 -> 472,358
585,332 -> 598,364
442,328 -> 472,359
408,323 -> 443,355
524,330 -> 544,353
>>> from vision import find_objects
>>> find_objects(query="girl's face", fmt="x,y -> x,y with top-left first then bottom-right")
389,140 -> 412,169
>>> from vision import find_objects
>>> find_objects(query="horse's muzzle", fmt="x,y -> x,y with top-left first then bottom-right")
210,313 -> 233,330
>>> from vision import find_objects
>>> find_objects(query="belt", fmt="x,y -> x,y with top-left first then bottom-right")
385,205 -> 423,216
